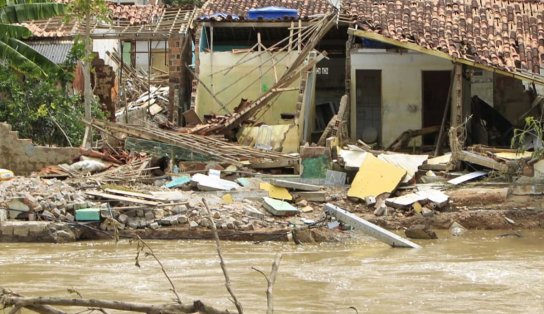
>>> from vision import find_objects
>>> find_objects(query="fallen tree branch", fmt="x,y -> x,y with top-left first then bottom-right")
1,289 -> 232,314
252,253 -> 282,314
202,198 -> 244,314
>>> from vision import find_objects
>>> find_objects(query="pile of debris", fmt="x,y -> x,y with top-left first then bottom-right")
0,177 -> 93,222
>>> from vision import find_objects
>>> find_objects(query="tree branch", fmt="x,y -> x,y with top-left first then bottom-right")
251,253 -> 282,314
202,198 -> 244,314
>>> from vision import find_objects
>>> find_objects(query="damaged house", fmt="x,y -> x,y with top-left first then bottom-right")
188,0 -> 544,156
21,2 -> 196,122
344,0 -> 544,151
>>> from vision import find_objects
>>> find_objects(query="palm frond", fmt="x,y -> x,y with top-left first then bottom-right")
0,23 -> 32,41
0,3 -> 64,23
0,39 -> 45,77
7,38 -> 60,73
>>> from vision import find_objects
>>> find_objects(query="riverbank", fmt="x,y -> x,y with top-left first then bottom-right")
1,175 -> 543,244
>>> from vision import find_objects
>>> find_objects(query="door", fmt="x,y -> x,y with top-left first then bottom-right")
422,71 -> 451,145
356,70 -> 382,145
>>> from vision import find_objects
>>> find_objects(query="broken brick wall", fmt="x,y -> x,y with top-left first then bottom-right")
0,123 -> 80,175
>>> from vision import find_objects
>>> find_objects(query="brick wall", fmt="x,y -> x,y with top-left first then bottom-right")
0,123 -> 80,175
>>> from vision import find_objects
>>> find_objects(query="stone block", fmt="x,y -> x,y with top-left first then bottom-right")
0,223 -> 14,236
13,225 -> 29,237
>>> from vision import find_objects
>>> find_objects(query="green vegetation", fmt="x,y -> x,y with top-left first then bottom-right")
511,116 -> 544,159
162,0 -> 203,8
0,54 -> 104,147
0,0 -> 65,77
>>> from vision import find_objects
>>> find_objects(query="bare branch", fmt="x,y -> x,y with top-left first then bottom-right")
252,254 -> 282,314
202,198 -> 244,314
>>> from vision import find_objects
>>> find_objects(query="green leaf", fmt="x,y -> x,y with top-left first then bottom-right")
0,23 -> 31,40
7,38 -> 61,74
0,3 -> 65,23
0,39 -> 45,77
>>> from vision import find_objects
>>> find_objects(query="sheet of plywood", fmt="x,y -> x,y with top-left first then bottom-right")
260,182 -> 293,200
347,153 -> 406,200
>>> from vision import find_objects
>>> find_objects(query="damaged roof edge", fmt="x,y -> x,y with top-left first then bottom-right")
348,28 -> 544,86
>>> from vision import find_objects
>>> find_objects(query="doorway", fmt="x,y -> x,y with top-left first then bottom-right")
355,70 -> 382,145
422,70 -> 451,145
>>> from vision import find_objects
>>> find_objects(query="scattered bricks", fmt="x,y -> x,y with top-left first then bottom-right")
296,199 -> 308,207
137,209 -> 145,217
158,215 -> 181,226
65,213 -> 75,222
144,211 -> 155,221
227,222 -> 235,230
172,205 -> 188,214
152,208 -> 165,220
149,222 -> 160,230
189,220 -> 199,228
41,210 -> 55,221
212,211 -> 221,219
51,208 -> 62,217
118,214 -> 129,224
127,218 -> 139,229
177,215 -> 188,224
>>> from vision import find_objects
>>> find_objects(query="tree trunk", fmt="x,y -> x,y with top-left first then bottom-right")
81,12 -> 93,149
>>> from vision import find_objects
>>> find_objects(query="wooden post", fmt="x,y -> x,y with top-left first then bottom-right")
451,63 -> 463,128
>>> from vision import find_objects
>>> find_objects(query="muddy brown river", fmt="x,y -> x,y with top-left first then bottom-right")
1,230 -> 544,313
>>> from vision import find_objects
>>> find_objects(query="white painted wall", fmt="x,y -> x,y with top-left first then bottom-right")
471,69 -> 494,106
135,40 -> 167,71
350,49 -> 453,147
93,39 -> 119,70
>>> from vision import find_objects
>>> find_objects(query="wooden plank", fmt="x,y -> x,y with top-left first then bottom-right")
457,150 -> 509,172
270,179 -> 322,191
104,188 -> 167,201
324,204 -> 421,249
85,191 -> 160,206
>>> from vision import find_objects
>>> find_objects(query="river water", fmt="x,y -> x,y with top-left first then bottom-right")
1,230 -> 544,313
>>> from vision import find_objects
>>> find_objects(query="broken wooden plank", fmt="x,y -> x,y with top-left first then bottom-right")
104,188 -> 167,201
270,179 -> 322,191
457,150 -> 509,172
324,203 -> 421,249
85,191 -> 160,206
447,171 -> 487,185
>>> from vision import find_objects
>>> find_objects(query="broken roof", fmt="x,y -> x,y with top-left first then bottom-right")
199,0 -> 337,21
20,4 -> 195,40
21,4 -> 165,38
344,0 -> 544,76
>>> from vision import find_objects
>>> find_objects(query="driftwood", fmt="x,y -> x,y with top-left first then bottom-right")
203,199 -> 244,314
0,290 -> 231,314
252,253 -> 282,314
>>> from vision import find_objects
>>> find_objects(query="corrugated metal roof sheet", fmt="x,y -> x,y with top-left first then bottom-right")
27,41 -> 73,64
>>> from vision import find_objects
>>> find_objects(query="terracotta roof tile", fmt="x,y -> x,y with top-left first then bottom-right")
199,0 -> 336,20
21,4 -> 164,38
345,0 -> 544,74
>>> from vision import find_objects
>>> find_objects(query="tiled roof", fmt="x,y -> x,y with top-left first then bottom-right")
199,0 -> 336,20
21,4 -> 164,38
344,0 -> 544,74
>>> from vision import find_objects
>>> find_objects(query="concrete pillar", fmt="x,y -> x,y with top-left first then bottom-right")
451,63 -> 463,128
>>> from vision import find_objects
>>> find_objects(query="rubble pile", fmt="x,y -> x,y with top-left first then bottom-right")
0,177 -> 93,222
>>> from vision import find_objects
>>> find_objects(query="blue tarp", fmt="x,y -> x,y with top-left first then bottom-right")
247,6 -> 299,20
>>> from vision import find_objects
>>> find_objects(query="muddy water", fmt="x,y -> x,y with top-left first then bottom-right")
1,230 -> 544,313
